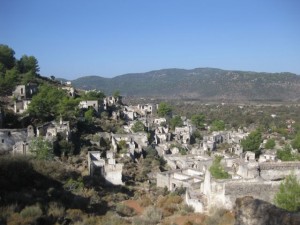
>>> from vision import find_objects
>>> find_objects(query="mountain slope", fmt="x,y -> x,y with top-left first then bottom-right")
70,68 -> 300,101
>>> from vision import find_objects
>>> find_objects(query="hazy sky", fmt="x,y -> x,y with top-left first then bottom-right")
1,0 -> 299,79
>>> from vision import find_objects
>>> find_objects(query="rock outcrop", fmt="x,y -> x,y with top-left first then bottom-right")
235,196 -> 300,225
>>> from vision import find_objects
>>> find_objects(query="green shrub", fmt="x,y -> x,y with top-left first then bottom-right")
274,173 -> 300,211
116,203 -> 136,217
20,205 -> 42,219
209,156 -> 230,179
265,139 -> 275,149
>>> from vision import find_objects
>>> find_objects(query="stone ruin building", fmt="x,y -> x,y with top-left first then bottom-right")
96,132 -> 149,159
12,83 -> 38,114
0,125 -> 35,155
88,151 -> 124,185
36,117 -> 71,141
0,116 -> 71,156
79,100 -> 100,113
157,147 -> 300,213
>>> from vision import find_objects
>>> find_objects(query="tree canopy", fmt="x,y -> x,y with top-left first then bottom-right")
29,137 -> 54,160
191,113 -> 205,129
0,44 -> 15,70
241,130 -> 262,153
17,55 -> 39,75
209,156 -> 230,179
274,173 -> 300,211
157,102 -> 172,117
276,145 -> 300,161
27,84 -> 66,121
132,121 -> 145,133
169,115 -> 183,130
265,139 -> 275,149
211,119 -> 225,131
0,44 -> 40,95
81,90 -> 105,101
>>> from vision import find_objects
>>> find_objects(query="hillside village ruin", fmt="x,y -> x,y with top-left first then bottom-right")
1,81 -> 300,214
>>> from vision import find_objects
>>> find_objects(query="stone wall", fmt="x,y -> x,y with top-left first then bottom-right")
259,162 -> 300,180
157,172 -> 170,188
224,181 -> 280,208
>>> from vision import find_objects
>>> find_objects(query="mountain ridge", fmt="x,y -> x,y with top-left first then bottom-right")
61,67 -> 300,101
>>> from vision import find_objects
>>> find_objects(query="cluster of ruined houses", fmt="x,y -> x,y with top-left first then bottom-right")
0,117 -> 71,155
0,82 -> 123,155
2,82 -> 299,212
156,134 -> 300,212
87,100 -> 300,212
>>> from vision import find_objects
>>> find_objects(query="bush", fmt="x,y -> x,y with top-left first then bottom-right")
277,145 -> 300,161
132,121 -> 145,133
139,195 -> 152,207
66,209 -> 87,223
133,206 -> 163,225
204,208 -> 228,225
209,156 -> 230,179
47,202 -> 65,218
265,139 -> 275,149
99,212 -> 130,225
274,173 -> 300,211
116,204 -> 136,217
20,205 -> 43,219
157,195 -> 183,217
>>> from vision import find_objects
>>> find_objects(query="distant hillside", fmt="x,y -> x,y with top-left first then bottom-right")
69,68 -> 300,102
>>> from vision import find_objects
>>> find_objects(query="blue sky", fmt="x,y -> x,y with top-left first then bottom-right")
1,0 -> 299,79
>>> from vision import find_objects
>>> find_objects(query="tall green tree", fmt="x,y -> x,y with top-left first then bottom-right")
191,113 -> 205,129
157,102 -> 172,117
28,84 -> 66,121
169,115 -> 183,130
0,67 -> 18,95
0,44 -> 15,70
274,173 -> 300,211
17,55 -> 39,75
57,97 -> 80,120
84,108 -> 94,124
241,130 -> 262,153
29,137 -> 53,160
211,119 -> 225,131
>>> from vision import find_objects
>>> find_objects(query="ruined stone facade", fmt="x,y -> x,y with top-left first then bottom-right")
0,127 -> 33,154
12,83 -> 38,100
88,151 -> 124,185
79,100 -> 99,112
14,99 -> 31,114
